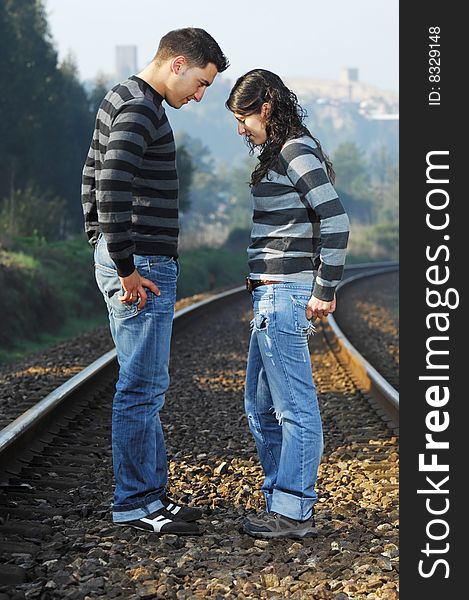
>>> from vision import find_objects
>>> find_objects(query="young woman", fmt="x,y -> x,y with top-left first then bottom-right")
226,69 -> 350,539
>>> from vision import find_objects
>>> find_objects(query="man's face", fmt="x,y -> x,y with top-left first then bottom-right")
166,62 -> 218,109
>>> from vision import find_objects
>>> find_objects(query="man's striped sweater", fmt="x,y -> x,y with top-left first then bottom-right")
81,76 -> 178,277
248,135 -> 350,301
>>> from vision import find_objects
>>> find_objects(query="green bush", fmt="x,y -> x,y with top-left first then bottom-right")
0,186 -> 67,241
0,236 -> 106,359
0,256 -> 65,348
177,247 -> 247,298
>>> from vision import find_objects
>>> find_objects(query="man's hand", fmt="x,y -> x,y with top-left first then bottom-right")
118,270 -> 160,310
306,294 -> 337,320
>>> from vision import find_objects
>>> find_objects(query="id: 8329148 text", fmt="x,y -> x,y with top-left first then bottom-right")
428,26 -> 441,106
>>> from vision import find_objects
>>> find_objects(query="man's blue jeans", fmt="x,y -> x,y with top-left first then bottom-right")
94,235 -> 178,523
245,283 -> 323,521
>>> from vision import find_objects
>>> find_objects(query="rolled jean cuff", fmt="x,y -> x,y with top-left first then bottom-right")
112,498 -> 164,523
270,489 -> 315,521
263,491 -> 273,512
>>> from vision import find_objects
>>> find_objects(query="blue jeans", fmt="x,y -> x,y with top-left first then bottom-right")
94,235 -> 179,523
245,283 -> 323,521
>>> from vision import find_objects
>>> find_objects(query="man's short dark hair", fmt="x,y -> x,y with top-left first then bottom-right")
154,27 -> 229,73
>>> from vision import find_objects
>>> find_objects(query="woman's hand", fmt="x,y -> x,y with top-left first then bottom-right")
306,294 -> 336,320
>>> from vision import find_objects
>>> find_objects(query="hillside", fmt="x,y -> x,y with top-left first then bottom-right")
166,75 -> 398,166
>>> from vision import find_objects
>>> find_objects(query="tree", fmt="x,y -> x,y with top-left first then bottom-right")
332,142 -> 375,224
176,132 -> 214,174
0,185 -> 66,241
222,158 -> 255,230
176,144 -> 194,213
175,132 -> 224,218
368,146 -> 398,225
0,1 -> 96,238
1,0 -> 56,201
88,74 -> 111,116
43,54 -> 95,232
0,2 -> 19,200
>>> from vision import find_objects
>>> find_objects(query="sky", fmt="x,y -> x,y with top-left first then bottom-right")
43,0 -> 399,93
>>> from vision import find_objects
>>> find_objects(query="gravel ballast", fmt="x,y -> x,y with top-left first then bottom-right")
1,284 -> 399,599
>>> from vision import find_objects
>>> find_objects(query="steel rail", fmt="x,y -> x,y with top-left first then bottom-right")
326,264 -> 399,429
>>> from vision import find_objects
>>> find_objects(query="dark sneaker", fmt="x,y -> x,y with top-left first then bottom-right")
160,495 -> 203,522
242,511 -> 317,539
116,507 -> 201,535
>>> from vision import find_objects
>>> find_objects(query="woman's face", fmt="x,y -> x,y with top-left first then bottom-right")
233,107 -> 268,145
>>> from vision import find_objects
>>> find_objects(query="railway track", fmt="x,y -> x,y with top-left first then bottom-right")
326,263 -> 399,431
0,263 -> 399,599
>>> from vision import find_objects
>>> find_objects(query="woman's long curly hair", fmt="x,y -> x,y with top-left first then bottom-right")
226,69 -> 335,186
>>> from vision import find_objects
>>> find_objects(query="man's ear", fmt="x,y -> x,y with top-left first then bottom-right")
170,55 -> 186,74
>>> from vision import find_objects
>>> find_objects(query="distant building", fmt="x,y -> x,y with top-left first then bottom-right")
339,67 -> 359,101
340,67 -> 359,84
115,45 -> 137,81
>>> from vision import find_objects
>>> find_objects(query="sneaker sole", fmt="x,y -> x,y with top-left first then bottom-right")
243,525 -> 318,540
115,522 -> 202,536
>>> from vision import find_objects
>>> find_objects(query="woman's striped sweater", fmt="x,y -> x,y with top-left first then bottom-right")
248,135 -> 350,301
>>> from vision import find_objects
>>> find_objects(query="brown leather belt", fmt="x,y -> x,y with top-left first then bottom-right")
246,277 -> 284,293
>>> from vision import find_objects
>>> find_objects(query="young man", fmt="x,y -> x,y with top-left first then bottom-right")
81,28 -> 229,535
